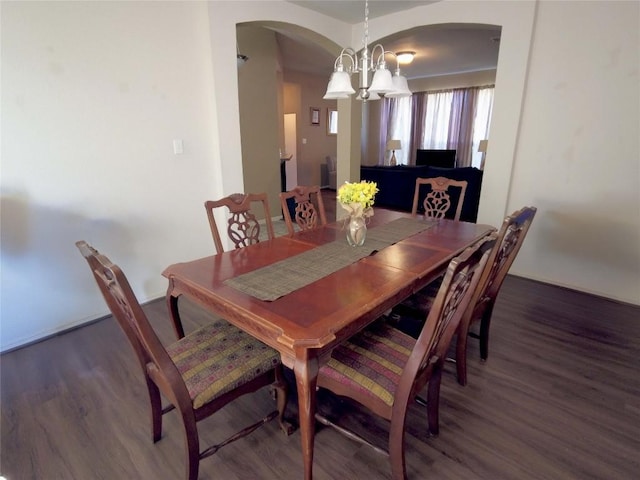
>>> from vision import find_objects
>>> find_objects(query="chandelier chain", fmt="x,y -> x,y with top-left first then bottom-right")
362,0 -> 369,53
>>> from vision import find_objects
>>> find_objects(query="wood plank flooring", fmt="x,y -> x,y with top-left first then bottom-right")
2,275 -> 639,479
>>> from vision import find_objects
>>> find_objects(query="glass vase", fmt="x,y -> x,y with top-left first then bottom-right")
346,215 -> 367,247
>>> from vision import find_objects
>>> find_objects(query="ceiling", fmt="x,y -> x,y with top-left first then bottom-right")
274,1 -> 501,80
286,1 -> 437,24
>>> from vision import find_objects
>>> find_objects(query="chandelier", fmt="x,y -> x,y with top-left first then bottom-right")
323,0 -> 412,101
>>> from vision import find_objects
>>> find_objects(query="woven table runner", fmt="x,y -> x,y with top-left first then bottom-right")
224,217 -> 434,301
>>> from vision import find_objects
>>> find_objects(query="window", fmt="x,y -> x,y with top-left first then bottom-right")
470,88 -> 494,168
386,97 -> 412,165
382,85 -> 494,167
422,90 -> 453,150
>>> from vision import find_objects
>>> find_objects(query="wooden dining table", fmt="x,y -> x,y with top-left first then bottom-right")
162,209 -> 495,479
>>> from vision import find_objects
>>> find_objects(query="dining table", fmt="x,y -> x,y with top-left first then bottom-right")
162,208 -> 495,479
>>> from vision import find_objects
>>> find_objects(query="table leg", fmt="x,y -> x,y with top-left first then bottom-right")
165,284 -> 185,339
294,349 -> 319,480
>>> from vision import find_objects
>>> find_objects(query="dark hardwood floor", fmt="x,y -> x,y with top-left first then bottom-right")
2,275 -> 639,479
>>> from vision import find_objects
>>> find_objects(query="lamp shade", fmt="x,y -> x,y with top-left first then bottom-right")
323,71 -> 355,99
368,67 -> 394,94
386,139 -> 401,151
323,91 -> 352,100
385,74 -> 412,98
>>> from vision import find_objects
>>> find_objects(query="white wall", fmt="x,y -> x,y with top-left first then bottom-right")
1,0 -> 638,351
505,0 -> 640,301
1,2 -> 221,350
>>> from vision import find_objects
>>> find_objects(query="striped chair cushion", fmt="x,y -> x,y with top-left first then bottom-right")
320,321 -> 416,407
167,319 -> 280,409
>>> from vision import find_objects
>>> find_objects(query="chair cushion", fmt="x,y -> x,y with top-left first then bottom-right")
167,319 -> 280,409
320,322 -> 415,407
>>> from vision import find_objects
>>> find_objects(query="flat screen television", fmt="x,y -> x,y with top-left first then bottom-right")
416,149 -> 457,168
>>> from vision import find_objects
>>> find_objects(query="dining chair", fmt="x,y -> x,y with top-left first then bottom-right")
391,206 -> 537,386
204,192 -> 275,254
392,176 -> 469,335
76,241 -> 291,480
454,205 -> 537,385
316,233 -> 496,480
279,185 -> 328,235
411,177 -> 468,221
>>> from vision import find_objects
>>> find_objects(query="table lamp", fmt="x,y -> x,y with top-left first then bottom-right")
386,139 -> 401,166
478,140 -> 488,170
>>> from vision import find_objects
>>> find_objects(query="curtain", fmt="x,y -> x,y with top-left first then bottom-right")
387,97 -> 412,165
378,99 -> 392,166
380,98 -> 411,165
409,92 -> 427,165
422,90 -> 453,149
447,88 -> 478,167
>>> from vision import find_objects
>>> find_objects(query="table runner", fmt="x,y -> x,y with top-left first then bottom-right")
224,217 -> 435,301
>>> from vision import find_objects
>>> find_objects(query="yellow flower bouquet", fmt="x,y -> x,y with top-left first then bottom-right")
337,180 -> 379,218
337,181 -> 379,246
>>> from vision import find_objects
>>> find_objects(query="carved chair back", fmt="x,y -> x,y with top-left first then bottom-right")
412,177 -> 468,221
76,241 -> 150,373
454,206 -> 537,384
397,233 -> 495,407
205,193 -> 275,254
279,185 -> 327,235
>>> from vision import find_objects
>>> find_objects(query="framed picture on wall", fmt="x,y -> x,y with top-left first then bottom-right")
310,107 -> 320,126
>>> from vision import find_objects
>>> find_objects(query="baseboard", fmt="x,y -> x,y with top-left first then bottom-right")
0,294 -> 165,354
507,273 -> 639,307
